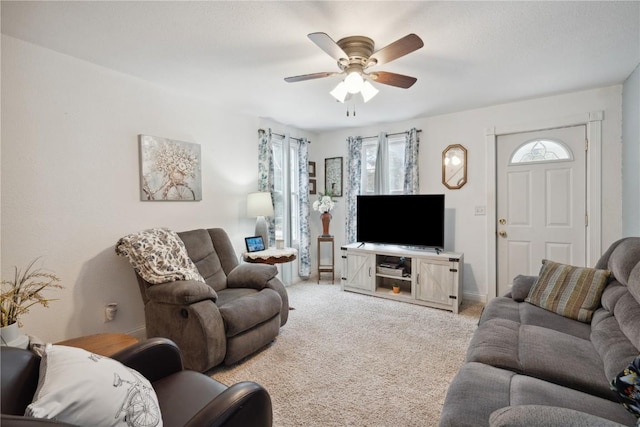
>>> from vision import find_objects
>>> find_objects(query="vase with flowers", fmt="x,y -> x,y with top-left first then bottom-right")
1,258 -> 63,348
313,190 -> 336,237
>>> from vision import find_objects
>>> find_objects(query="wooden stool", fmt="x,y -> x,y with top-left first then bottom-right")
317,236 -> 335,283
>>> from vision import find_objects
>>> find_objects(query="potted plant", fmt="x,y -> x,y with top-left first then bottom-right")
1,258 -> 63,347
392,283 -> 401,294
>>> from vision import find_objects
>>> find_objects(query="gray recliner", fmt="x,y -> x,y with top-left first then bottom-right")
133,228 -> 289,372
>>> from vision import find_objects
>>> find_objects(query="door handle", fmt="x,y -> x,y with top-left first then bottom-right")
498,230 -> 507,237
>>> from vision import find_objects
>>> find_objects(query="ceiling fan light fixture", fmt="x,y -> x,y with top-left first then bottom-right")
330,81 -> 348,103
344,71 -> 364,94
361,80 -> 379,103
286,32 -> 424,109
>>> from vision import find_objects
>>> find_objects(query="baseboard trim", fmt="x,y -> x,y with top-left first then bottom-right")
127,325 -> 147,341
462,292 -> 487,304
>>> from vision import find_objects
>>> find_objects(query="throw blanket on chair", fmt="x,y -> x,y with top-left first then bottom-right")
115,228 -> 205,285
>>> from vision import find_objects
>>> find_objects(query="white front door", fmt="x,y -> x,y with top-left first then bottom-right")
496,125 -> 587,296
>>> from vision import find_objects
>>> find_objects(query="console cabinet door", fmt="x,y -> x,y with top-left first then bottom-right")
345,252 -> 374,291
416,259 -> 454,306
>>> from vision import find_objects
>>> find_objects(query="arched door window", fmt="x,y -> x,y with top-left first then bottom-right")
509,138 -> 573,165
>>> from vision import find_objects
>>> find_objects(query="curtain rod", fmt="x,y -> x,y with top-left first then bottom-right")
258,129 -> 310,143
360,129 -> 422,141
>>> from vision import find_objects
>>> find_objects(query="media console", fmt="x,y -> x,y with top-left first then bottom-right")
340,243 -> 464,313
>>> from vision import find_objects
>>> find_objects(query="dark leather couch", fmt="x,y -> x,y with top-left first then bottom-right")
1,338 -> 273,427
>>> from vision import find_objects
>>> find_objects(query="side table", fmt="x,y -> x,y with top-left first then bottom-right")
57,333 -> 139,357
243,247 -> 297,265
317,236 -> 335,283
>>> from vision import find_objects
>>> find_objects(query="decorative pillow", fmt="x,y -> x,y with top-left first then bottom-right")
610,355 -> 640,423
115,227 -> 204,285
26,344 -> 162,427
525,259 -> 610,322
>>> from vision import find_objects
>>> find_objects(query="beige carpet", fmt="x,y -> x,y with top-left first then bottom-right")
210,282 -> 482,427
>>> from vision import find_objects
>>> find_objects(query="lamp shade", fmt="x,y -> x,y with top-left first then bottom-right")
344,71 -> 364,94
361,80 -> 379,103
247,192 -> 274,217
330,81 -> 349,103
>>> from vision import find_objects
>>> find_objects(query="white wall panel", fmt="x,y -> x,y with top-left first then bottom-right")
546,168 -> 572,227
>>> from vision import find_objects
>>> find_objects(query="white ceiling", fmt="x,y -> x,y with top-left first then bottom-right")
2,1 -> 639,132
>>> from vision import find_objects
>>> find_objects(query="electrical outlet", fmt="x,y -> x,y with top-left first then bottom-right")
474,206 -> 486,216
105,303 -> 118,322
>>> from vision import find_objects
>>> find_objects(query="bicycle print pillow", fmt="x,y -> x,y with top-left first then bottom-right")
26,344 -> 162,427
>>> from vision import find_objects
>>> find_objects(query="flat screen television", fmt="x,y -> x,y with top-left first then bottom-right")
357,194 -> 445,250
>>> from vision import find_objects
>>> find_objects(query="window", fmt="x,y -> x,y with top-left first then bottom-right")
510,139 -> 572,165
361,135 -> 406,194
271,137 -> 300,247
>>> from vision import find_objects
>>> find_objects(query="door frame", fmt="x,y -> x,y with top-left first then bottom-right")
485,111 -> 603,300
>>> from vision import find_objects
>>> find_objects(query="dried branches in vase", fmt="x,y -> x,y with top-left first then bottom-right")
1,258 -> 63,328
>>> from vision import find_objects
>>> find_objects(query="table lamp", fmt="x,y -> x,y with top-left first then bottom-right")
247,191 -> 274,249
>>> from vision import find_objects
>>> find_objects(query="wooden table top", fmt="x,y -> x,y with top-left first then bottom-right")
57,333 -> 139,357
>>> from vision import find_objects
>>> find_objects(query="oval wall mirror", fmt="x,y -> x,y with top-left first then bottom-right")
442,144 -> 467,189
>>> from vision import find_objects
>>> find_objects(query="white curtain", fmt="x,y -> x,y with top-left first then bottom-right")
374,132 -> 388,194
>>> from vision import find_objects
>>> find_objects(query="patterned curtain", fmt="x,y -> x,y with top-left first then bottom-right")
257,129 -> 276,246
297,138 -> 311,277
403,127 -> 420,194
344,136 -> 363,244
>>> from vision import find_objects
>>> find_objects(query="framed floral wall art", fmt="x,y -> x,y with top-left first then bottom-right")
325,157 -> 343,197
139,135 -> 202,201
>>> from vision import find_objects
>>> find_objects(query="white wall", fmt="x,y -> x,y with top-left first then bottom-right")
1,35 -> 269,342
314,86 -> 623,301
623,64 -> 640,236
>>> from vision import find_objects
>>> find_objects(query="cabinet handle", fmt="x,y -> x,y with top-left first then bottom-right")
416,273 -> 419,285
369,267 -> 372,277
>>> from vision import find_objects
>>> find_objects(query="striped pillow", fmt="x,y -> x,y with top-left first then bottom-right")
525,260 -> 610,323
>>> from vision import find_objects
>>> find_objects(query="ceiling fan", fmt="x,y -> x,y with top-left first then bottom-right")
285,32 -> 424,103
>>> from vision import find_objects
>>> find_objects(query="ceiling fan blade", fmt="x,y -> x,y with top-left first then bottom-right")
308,32 -> 348,61
369,34 -> 424,66
370,71 -> 417,89
284,72 -> 337,83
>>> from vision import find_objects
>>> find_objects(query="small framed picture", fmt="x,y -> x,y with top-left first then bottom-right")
309,179 -> 317,195
325,157 -> 343,197
308,161 -> 316,177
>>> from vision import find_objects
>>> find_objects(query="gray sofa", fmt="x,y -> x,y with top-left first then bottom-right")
129,228 -> 289,372
439,237 -> 640,426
